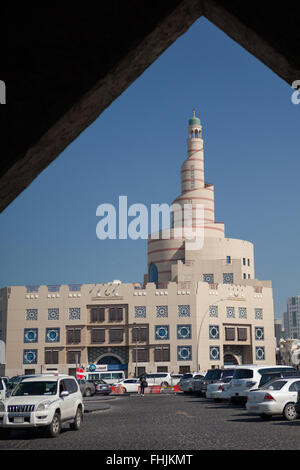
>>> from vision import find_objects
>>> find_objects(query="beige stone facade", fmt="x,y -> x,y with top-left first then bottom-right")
0,112 -> 276,377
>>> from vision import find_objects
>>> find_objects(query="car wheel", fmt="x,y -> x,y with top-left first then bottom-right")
70,406 -> 83,431
161,382 -> 169,388
283,403 -> 297,421
47,412 -> 61,438
85,388 -> 92,397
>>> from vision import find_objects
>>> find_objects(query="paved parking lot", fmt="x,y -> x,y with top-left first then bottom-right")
1,392 -> 300,451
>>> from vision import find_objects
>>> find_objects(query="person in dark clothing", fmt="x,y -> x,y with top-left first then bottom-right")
139,374 -> 147,396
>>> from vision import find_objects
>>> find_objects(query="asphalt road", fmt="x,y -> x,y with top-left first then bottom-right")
1,393 -> 300,451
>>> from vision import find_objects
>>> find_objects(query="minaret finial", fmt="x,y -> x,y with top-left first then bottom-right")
193,109 -> 196,118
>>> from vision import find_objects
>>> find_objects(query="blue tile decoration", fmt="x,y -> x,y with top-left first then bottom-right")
24,328 -> 38,343
69,308 -> 81,320
48,308 -> 59,321
223,273 -> 234,284
209,346 -> 220,360
156,306 -> 168,318
178,305 -> 190,318
209,305 -> 218,318
155,325 -> 169,340
226,307 -> 235,319
255,308 -> 263,320
209,325 -> 219,340
177,325 -> 192,340
238,307 -> 247,319
256,346 -> 265,360
177,346 -> 192,361
46,328 -> 60,343
135,306 -> 146,318
203,274 -> 214,284
23,349 -> 38,364
255,327 -> 264,341
26,309 -> 38,321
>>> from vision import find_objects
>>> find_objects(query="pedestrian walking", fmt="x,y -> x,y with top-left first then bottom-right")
139,374 -> 148,396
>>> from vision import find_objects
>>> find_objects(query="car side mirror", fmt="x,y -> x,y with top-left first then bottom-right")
60,390 -> 69,397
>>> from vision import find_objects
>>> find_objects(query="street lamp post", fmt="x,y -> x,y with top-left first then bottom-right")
133,322 -> 138,377
196,298 -> 226,372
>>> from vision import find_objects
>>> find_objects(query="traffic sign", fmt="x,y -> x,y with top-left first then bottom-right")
76,368 -> 84,380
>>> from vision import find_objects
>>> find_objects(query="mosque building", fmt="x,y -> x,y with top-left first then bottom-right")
0,112 -> 275,377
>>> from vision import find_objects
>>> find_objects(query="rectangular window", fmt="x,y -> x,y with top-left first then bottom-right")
154,346 -> 170,362
225,327 -> 235,341
132,348 -> 149,363
237,328 -> 247,341
132,326 -> 148,343
242,258 -> 246,266
157,366 -> 168,373
293,312 -> 297,327
67,350 -> 81,364
109,328 -> 124,343
179,366 -> 190,374
109,307 -> 123,322
67,328 -> 81,344
226,256 -> 231,264
91,307 -> 105,323
91,328 -> 106,343
45,349 -> 59,364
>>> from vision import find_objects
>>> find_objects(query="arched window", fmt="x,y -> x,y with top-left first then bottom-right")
149,263 -> 158,287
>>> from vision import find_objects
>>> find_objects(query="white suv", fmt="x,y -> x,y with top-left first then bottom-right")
0,374 -> 84,438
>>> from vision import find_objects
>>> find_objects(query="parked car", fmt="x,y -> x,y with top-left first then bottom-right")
0,378 -> 6,400
117,379 -> 140,393
140,373 -> 172,387
246,377 -> 300,420
179,373 -> 205,394
199,367 -> 237,397
206,375 -> 235,401
94,379 -> 112,395
229,365 -> 297,405
294,387 -> 300,416
0,374 -> 84,437
170,374 -> 183,386
190,375 -> 205,394
76,379 -> 96,397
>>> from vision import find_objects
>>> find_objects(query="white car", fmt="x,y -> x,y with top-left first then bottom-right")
0,374 -> 84,437
118,379 -> 140,393
206,377 -> 233,401
0,378 -> 6,400
229,365 -> 297,404
246,377 -> 300,420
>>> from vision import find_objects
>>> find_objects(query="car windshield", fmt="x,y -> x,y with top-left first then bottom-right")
205,370 -> 222,380
12,381 -> 58,396
232,369 -> 253,379
222,369 -> 235,378
182,374 -> 193,379
261,380 -> 287,391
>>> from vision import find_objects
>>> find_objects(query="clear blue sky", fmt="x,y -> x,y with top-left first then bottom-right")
1,18 -> 299,320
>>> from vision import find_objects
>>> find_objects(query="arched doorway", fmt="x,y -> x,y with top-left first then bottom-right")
224,353 -> 239,366
97,354 -> 123,366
